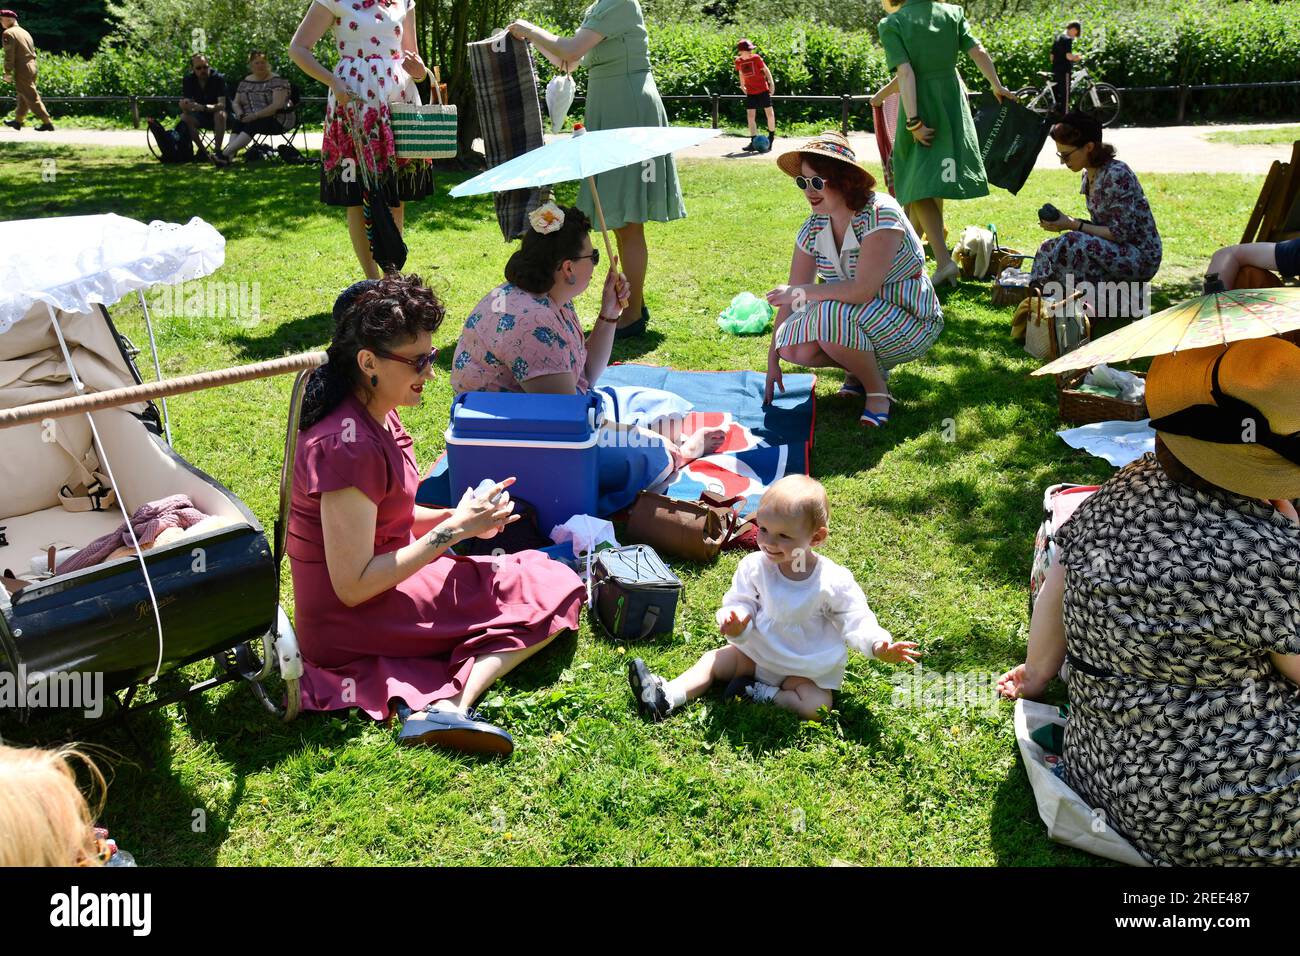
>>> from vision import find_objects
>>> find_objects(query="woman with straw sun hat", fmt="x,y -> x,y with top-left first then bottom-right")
764,130 -> 942,429
877,0 -> 1013,287
999,336 -> 1300,865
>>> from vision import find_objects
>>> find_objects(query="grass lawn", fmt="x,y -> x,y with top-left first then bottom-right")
1205,124 -> 1300,146
0,142 -> 1262,865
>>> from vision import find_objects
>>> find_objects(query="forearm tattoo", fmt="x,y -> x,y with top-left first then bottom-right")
427,527 -> 457,552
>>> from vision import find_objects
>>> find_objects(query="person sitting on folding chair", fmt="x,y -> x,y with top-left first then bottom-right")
1203,236 -> 1300,293
213,50 -> 293,167
179,52 -> 227,162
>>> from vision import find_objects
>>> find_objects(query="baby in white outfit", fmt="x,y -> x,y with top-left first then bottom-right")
629,475 -> 920,721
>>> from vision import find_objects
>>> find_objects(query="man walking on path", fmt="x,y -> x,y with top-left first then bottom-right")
1050,20 -> 1082,118
2,9 -> 54,131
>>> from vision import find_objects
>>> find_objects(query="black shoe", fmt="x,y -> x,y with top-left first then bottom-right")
722,675 -> 755,701
614,304 -> 650,340
194,149 -> 210,163
3,120 -> 21,131
35,122 -> 54,132
765,130 -> 776,152
628,658 -> 671,722
741,136 -> 758,152
1203,274 -> 1227,296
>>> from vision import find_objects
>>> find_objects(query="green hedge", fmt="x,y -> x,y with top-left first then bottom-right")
20,0 -> 1300,126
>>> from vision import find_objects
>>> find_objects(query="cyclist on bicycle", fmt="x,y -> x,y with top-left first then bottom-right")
1051,20 -> 1083,117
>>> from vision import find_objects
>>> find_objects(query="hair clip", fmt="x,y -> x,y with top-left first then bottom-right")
529,200 -> 565,235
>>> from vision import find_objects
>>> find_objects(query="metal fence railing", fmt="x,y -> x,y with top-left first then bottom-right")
3,79 -> 1298,133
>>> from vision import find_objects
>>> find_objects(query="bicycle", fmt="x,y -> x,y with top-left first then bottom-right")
1015,64 -> 1121,127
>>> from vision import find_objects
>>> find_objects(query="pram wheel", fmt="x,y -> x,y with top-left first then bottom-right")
212,604 -> 302,722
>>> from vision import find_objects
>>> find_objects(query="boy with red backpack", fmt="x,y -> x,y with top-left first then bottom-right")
734,39 -> 776,153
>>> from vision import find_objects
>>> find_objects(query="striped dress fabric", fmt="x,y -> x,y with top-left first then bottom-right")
774,193 -> 944,371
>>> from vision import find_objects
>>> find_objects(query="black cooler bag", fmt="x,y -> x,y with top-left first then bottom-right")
590,545 -> 682,641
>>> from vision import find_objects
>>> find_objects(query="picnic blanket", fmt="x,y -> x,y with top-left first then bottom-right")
468,33 -> 546,240
418,365 -> 818,518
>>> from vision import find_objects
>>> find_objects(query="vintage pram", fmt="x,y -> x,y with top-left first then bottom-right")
0,214 -> 322,725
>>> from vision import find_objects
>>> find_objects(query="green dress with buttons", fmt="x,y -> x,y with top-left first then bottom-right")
577,0 -> 685,230
879,0 -> 989,206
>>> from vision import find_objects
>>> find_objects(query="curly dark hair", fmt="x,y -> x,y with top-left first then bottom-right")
1051,111 -> 1116,165
802,153 -> 875,212
504,205 -> 593,294
300,273 -> 446,430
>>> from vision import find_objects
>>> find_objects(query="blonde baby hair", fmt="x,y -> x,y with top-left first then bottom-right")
0,743 -> 107,867
758,475 -> 831,533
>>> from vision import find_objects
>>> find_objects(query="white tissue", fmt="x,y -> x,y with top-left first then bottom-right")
550,515 -> 618,558
1084,363 -> 1146,402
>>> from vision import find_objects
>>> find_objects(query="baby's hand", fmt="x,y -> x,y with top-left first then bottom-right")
873,639 -> 921,665
719,610 -> 751,638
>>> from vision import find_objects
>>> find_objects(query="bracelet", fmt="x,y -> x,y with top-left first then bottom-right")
597,313 -> 620,325
906,117 -> 924,130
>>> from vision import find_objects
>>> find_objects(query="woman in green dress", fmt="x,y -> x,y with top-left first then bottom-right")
878,0 -> 1012,287
509,1 -> 685,339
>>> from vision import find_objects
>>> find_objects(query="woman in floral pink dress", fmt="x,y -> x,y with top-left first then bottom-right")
290,0 -> 434,278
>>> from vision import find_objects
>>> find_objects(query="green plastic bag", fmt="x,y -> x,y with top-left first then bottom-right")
717,292 -> 775,335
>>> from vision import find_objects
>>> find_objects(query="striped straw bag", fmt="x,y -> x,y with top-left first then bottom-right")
391,68 -> 457,160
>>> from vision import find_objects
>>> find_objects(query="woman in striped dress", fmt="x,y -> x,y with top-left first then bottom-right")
765,132 -> 943,427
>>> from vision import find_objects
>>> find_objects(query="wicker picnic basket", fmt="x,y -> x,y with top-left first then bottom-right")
391,67 -> 457,160
1056,369 -> 1148,425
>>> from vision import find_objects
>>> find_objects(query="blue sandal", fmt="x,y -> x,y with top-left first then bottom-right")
859,392 -> 893,428
836,378 -> 866,399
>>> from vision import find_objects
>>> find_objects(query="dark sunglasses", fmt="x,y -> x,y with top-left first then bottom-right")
795,175 -> 826,192
373,347 -> 438,374
571,248 -> 600,267
1149,352 -> 1300,467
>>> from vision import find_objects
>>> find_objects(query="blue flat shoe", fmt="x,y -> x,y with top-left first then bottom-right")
836,379 -> 865,399
397,705 -> 514,757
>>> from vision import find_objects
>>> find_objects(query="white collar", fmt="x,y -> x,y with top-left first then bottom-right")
812,213 -> 860,281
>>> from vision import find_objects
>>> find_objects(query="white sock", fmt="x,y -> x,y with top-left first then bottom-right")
663,680 -> 687,711
746,681 -> 779,704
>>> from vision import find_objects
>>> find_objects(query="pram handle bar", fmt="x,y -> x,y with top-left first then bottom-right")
0,351 -> 327,430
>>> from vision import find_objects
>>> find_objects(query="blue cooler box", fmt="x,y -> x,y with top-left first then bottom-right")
446,391 -> 603,534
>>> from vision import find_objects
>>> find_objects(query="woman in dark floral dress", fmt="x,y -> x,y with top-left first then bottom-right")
1031,111 -> 1161,320
290,0 -> 434,278
1000,338 -> 1300,866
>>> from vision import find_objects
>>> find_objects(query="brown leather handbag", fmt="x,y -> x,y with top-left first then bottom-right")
624,491 -> 756,563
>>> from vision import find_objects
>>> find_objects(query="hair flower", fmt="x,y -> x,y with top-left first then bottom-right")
529,201 -> 565,235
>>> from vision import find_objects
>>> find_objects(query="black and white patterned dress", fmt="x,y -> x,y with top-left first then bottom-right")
1056,455 -> 1300,866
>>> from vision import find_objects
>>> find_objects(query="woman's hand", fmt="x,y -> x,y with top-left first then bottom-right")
764,350 -> 785,405
601,256 -> 630,316
766,284 -> 799,309
507,19 -> 535,41
400,50 -> 428,82
1039,215 -> 1074,233
448,478 -> 520,542
992,83 -> 1015,103
996,663 -> 1050,701
331,77 -> 353,109
910,122 -> 935,147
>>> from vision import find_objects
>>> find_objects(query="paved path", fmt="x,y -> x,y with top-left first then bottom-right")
1,121 -> 1294,174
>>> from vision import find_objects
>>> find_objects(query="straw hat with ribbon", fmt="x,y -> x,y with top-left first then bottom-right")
1146,337 -> 1300,500
776,130 -> 871,191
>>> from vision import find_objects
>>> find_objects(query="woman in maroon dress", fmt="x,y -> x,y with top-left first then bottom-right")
287,274 -> 585,757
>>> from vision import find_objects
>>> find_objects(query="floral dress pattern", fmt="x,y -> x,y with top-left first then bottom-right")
315,0 -> 432,207
451,283 -> 589,394
1056,455 -> 1300,866
1030,159 -> 1162,317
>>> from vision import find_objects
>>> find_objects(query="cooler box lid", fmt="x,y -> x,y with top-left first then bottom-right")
449,391 -> 600,444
